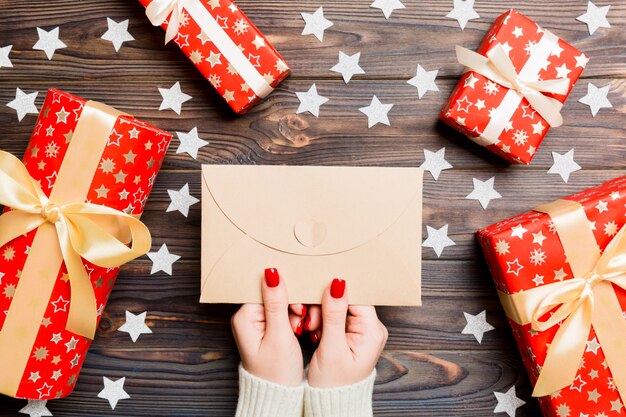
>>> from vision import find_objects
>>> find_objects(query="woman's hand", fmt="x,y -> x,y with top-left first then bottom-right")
307,279 -> 388,388
231,268 -> 306,386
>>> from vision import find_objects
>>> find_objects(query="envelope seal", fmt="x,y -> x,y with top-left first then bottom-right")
294,220 -> 327,248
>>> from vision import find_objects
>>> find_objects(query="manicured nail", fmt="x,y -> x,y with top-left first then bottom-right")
310,331 -> 320,344
295,320 -> 304,337
301,305 -> 307,317
304,315 -> 311,331
265,268 -> 279,288
330,278 -> 346,299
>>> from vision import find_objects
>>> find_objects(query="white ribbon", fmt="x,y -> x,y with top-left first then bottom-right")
146,0 -> 273,99
456,30 -> 570,147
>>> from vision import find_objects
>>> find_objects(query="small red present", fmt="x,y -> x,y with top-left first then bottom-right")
478,177 -> 626,417
140,0 -> 291,114
440,9 -> 588,164
0,89 -> 171,400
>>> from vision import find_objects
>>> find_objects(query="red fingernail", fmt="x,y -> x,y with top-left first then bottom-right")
301,305 -> 307,317
310,331 -> 320,344
304,315 -> 311,331
330,278 -> 346,299
264,268 -> 279,288
296,320 -> 304,337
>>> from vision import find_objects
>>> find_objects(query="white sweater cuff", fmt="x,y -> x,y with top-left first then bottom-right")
304,369 -> 377,417
235,365 -> 304,417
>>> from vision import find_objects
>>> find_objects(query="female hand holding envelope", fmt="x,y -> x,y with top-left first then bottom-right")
231,267 -> 388,417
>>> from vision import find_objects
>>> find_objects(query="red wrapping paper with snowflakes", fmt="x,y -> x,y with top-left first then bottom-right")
478,177 -> 626,417
0,89 -> 171,400
440,9 -> 588,164
140,0 -> 291,114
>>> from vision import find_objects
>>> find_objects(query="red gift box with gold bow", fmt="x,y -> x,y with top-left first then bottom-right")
478,177 -> 626,416
440,9 -> 588,164
0,89 -> 171,400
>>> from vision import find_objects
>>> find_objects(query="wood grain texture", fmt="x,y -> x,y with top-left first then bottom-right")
0,0 -> 624,415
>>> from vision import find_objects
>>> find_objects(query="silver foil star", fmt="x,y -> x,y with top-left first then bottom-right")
19,400 -> 52,417
301,7 -> 333,42
466,177 -> 502,209
370,0 -> 405,19
118,311 -> 152,343
98,377 -> 130,410
494,386 -> 526,417
578,82 -> 612,116
420,148 -> 452,180
547,149 -> 581,183
0,45 -> 13,68
462,310 -> 494,343
446,0 -> 480,30
7,88 -> 39,121
176,127 -> 209,159
407,64 -> 439,99
32,27 -> 66,60
296,83 -> 329,117
330,51 -> 365,84
577,1 -> 611,35
147,243 -> 181,275
422,224 -> 455,257
101,18 -> 135,52
359,95 -> 393,128
167,183 -> 199,217
158,82 -> 192,115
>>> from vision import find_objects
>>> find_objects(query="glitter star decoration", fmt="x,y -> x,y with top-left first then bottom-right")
330,51 -> 365,84
547,149 -> 581,183
0,44 -> 13,68
578,82 -> 612,116
422,224 -> 456,257
18,400 -> 53,417
118,311 -> 152,343
359,95 -> 393,128
167,183 -> 199,217
101,18 -> 135,52
98,377 -> 130,410
576,1 -> 611,35
176,127 -> 209,159
158,82 -> 192,115
7,88 -> 39,121
465,177 -> 502,209
147,243 -> 181,276
300,7 -> 333,42
420,148 -> 452,180
462,310 -> 494,343
493,386 -> 526,417
370,0 -> 405,19
296,83 -> 329,117
32,27 -> 67,60
446,0 -> 480,30
407,64 -> 439,99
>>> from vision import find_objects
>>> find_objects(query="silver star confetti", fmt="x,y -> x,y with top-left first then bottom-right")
0,45 -> 13,68
462,310 -> 494,343
19,400 -> 52,417
7,88 -> 39,121
147,243 -> 181,275
407,64 -> 439,99
167,183 -> 199,217
494,386 -> 526,417
330,51 -> 365,84
301,7 -> 333,42
446,0 -> 480,30
118,311 -> 152,343
547,149 -> 581,183
296,83 -> 329,117
576,1 -> 610,35
578,82 -> 612,116
466,177 -> 502,209
176,127 -> 209,159
370,0 -> 405,19
32,27 -> 66,60
359,95 -> 393,128
98,377 -> 130,410
158,82 -> 192,115
101,18 -> 135,52
420,148 -> 452,180
422,224 -> 455,257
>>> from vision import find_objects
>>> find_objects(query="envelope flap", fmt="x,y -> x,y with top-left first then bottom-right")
201,165 -> 422,256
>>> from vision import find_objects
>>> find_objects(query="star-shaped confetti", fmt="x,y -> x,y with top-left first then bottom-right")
576,1 -> 610,35
19,400 -> 52,417
578,82 -> 612,116
422,224 -> 455,257
301,7 -> 333,42
147,243 -> 181,275
296,83 -> 329,117
98,377 -> 130,410
7,88 -> 39,121
370,0 -> 405,19
462,310 -> 494,343
176,127 -> 209,159
158,82 -> 191,115
466,177 -> 502,209
359,95 -> 393,128
493,386 -> 526,417
446,0 -> 480,30
32,27 -> 66,60
118,311 -> 152,343
0,45 -> 13,68
407,64 -> 439,99
420,148 -> 452,180
167,183 -> 199,217
330,51 -> 365,84
101,18 -> 135,52
547,149 -> 581,183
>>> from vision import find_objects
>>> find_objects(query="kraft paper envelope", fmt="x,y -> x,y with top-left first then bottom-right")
200,165 -> 423,305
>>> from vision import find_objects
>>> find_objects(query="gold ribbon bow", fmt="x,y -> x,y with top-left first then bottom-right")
456,44 -> 570,127
499,199 -> 626,401
0,150 -> 151,339
146,0 -> 185,44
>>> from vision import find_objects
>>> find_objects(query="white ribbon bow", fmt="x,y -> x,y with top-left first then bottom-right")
456,44 -> 570,127
146,0 -> 185,44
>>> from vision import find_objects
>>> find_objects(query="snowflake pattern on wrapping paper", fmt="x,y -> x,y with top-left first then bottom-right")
478,177 -> 626,417
440,9 -> 589,165
139,0 -> 290,114
0,89 -> 171,400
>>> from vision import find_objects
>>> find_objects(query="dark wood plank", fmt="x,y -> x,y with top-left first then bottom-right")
0,1 -> 624,81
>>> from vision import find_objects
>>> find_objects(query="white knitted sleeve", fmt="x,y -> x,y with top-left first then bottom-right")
304,370 -> 377,417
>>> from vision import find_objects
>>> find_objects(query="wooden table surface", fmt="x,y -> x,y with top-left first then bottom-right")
0,0 -> 624,415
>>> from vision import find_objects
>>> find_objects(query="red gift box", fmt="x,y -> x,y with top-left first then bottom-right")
478,177 -> 626,417
0,89 -> 171,400
440,9 -> 588,164
140,0 -> 291,114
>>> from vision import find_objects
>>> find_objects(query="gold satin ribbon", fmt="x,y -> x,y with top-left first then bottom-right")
456,44 -> 570,127
146,0 -> 184,44
498,199 -> 626,401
